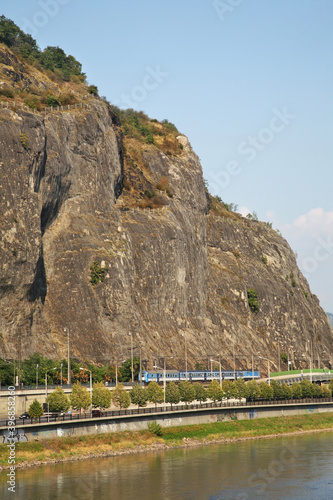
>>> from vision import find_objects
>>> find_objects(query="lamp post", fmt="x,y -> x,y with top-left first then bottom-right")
230,334 -> 236,380
275,337 -> 280,372
182,333 -> 188,380
60,363 -> 63,387
302,352 -> 312,383
154,356 -> 173,404
210,357 -> 222,387
45,370 -> 49,422
80,367 -> 92,416
64,327 -> 71,385
129,333 -> 134,383
259,356 -> 272,385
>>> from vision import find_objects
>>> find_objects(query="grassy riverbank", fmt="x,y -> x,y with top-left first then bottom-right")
1,413 -> 333,470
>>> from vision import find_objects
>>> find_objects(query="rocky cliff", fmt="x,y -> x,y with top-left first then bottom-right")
1,44 -> 332,373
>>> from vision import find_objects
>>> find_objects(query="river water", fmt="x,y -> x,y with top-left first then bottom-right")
1,431 -> 333,499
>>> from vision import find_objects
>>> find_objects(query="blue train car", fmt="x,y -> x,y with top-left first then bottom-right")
139,369 -> 260,383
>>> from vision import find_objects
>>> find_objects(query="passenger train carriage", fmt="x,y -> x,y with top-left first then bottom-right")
139,369 -> 260,384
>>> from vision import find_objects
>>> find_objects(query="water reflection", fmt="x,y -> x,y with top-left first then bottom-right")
1,432 -> 333,499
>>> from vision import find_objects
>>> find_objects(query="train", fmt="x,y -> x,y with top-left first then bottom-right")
138,369 -> 260,384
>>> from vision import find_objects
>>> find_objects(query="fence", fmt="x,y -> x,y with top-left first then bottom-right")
6,396 -> 333,427
0,99 -> 91,115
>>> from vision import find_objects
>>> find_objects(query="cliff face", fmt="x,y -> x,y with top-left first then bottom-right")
1,81 -> 332,372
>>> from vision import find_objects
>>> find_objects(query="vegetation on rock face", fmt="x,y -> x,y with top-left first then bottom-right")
247,288 -> 260,314
0,16 -> 84,82
90,261 -> 106,286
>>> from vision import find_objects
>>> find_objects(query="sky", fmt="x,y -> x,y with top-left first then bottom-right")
1,0 -> 332,311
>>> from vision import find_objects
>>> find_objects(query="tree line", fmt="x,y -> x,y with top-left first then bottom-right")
0,16 -> 84,82
26,378 -> 333,419
0,353 -> 140,387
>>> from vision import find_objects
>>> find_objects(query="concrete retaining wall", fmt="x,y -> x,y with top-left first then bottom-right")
2,401 -> 333,442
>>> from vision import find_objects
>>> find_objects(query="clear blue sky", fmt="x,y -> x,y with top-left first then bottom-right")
2,0 -> 332,311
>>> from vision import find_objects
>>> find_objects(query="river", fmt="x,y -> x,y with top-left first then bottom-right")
1,431 -> 333,499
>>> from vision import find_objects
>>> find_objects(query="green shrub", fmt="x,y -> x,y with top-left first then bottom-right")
25,96 -> 41,110
147,421 -> 163,436
0,87 -> 14,99
88,85 -> 99,96
90,261 -> 106,286
20,133 -> 29,149
247,288 -> 259,314
262,255 -> 268,264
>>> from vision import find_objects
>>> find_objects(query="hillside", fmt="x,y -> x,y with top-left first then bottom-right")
327,313 -> 333,328
0,21 -> 332,373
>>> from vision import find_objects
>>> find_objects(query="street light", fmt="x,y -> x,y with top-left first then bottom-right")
153,356 -> 173,404
64,327 -> 71,385
80,367 -> 92,415
182,333 -> 188,380
259,356 -> 272,385
302,352 -> 312,383
275,337 -> 280,372
129,333 -> 134,383
210,356 -> 222,387
230,334 -> 236,380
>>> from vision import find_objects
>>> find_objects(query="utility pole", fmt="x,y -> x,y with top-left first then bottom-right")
64,328 -> 71,384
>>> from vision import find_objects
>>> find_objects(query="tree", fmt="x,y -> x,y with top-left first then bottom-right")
271,380 -> 284,399
300,379 -> 314,398
291,382 -> 302,399
130,384 -> 148,408
92,381 -> 112,409
194,383 -> 207,405
329,379 -> 333,393
321,384 -> 331,398
233,379 -> 247,400
165,382 -> 180,407
119,357 -> 140,382
28,399 -> 43,422
147,381 -> 164,408
207,380 -> 223,402
258,382 -> 274,400
178,381 -> 196,407
222,380 -> 234,400
112,384 -> 131,409
70,382 -> 91,412
0,358 -> 14,386
281,382 -> 292,399
312,383 -> 322,398
46,387 -> 70,413
245,380 -> 260,400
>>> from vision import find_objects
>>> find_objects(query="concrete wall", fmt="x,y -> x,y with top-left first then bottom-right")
2,401 -> 333,442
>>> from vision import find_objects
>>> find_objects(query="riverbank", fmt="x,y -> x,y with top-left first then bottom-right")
1,413 -> 333,471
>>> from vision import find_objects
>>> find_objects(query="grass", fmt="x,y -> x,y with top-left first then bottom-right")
271,369 -> 327,377
0,414 -> 333,469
